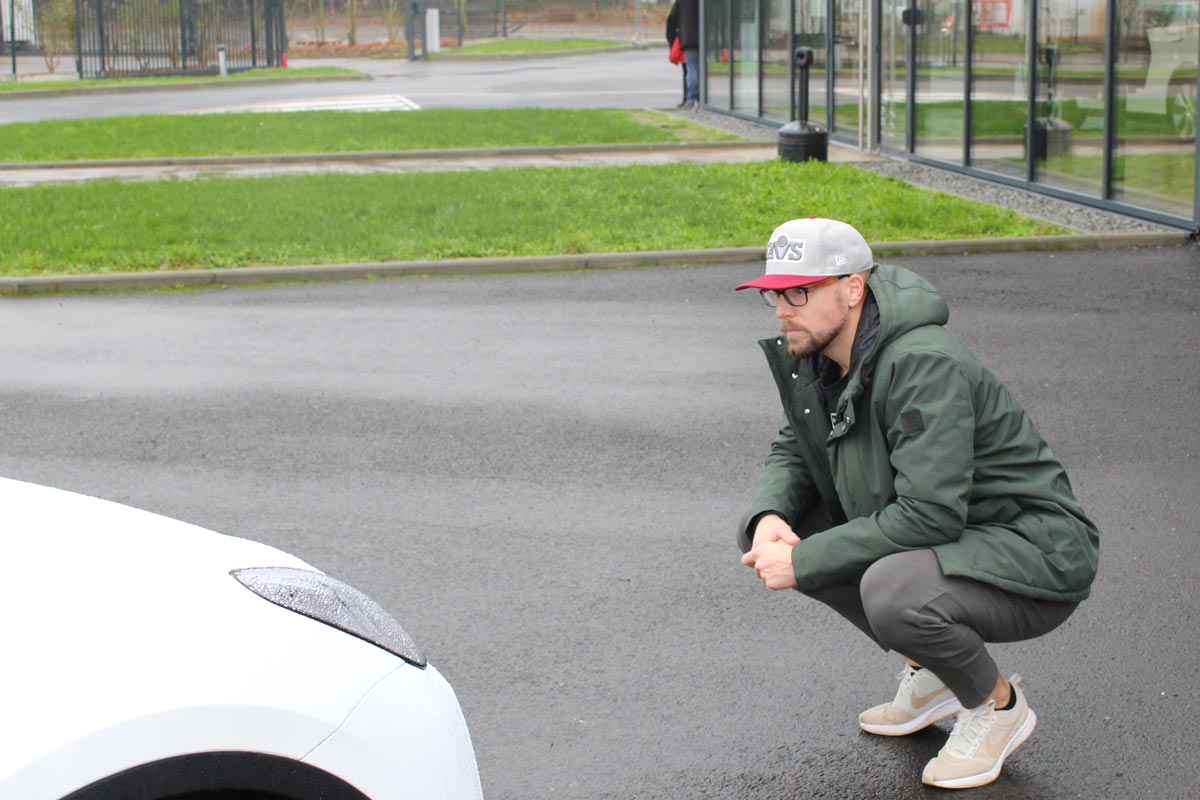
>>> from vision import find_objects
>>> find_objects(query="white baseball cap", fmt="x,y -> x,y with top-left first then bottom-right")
735,217 -> 874,291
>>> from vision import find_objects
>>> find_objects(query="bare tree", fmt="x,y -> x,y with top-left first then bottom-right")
35,0 -> 78,73
307,0 -> 330,45
383,0 -> 404,43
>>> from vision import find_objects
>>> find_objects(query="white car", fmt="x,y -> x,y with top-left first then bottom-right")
0,477 -> 483,800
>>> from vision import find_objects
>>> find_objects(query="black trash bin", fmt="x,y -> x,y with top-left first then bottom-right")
779,46 -> 828,163
1025,46 -> 1072,161
1027,117 -> 1073,161
778,120 -> 828,162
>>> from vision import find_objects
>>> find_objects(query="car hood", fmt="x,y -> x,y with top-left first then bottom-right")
0,477 -> 404,790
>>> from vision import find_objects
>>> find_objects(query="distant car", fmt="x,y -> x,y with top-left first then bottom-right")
0,477 -> 483,800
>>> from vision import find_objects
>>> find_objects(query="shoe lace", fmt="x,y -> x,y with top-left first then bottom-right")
944,701 -> 997,758
893,666 -> 919,702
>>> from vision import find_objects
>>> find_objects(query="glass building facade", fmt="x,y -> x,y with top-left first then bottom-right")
702,0 -> 1200,230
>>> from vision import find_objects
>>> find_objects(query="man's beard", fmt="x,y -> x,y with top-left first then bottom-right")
783,320 -> 842,358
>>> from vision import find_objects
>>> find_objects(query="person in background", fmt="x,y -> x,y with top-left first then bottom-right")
675,0 -> 699,109
665,0 -> 688,108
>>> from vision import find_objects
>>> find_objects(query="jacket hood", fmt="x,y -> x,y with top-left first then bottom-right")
833,264 -> 950,419
756,263 -> 951,420
867,263 -> 950,350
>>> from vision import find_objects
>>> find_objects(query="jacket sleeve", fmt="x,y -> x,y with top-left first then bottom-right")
791,349 -> 975,591
747,416 -> 818,532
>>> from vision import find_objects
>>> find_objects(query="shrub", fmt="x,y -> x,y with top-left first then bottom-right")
36,0 -> 78,74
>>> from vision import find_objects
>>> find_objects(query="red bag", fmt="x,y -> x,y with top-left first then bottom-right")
669,36 -> 684,65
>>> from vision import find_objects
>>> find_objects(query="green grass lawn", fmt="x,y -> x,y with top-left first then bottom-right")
878,99 -> 1185,140
1034,152 -> 1196,203
0,66 -> 359,94
0,160 -> 1067,278
0,109 -> 739,163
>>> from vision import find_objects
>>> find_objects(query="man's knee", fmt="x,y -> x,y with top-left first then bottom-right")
860,550 -> 940,648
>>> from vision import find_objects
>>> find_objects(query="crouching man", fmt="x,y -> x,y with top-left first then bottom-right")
736,217 -> 1099,789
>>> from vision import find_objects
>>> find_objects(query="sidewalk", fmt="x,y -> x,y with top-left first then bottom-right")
0,141 -> 841,186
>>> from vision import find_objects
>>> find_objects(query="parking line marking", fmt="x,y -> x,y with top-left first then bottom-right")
183,94 -> 422,113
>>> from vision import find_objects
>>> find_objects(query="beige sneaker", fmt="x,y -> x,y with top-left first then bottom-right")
921,677 -> 1037,789
859,665 -> 962,736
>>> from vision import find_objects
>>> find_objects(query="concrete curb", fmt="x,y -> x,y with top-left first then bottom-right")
0,73 -> 371,102
1,233 -> 1189,296
0,141 -> 772,171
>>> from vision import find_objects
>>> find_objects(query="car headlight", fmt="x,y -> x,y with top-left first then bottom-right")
231,567 -> 426,668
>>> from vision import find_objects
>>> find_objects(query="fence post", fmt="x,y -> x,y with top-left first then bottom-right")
276,0 -> 286,66
9,0 -> 16,79
407,0 -> 426,61
178,0 -> 187,70
98,0 -> 109,74
263,0 -> 274,66
73,0 -> 84,78
250,0 -> 258,68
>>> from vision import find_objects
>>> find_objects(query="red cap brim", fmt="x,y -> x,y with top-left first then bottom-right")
734,273 -> 834,291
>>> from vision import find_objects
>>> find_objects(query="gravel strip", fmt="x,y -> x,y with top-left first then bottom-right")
673,107 -> 1175,234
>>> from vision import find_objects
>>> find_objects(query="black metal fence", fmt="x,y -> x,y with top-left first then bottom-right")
426,3 -> 507,46
402,2 -> 506,59
72,0 -> 286,78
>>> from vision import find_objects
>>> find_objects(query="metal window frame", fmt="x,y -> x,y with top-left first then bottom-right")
874,0 -> 1197,231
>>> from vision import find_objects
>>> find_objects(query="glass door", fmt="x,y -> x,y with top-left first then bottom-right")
832,0 -> 869,145
1031,0 -> 1104,196
969,0 -> 1030,177
732,0 -> 763,114
705,0 -> 734,111
764,0 -> 793,121
913,0 -> 968,162
1112,0 -> 1197,218
881,0 -> 913,150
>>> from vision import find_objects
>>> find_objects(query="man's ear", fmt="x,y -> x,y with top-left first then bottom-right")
846,272 -> 870,308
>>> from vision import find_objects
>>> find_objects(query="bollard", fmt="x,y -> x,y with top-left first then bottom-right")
778,46 -> 828,163
217,44 -> 227,78
426,8 -> 441,53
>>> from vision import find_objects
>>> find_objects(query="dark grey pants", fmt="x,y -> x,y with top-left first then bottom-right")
739,514 -> 1078,707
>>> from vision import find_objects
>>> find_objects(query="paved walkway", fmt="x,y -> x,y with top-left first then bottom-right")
0,141 -> 871,187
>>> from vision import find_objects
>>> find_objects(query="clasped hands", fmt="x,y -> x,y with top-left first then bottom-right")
740,513 -> 800,590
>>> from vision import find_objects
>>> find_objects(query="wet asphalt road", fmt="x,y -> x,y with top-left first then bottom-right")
2,244 -> 1198,799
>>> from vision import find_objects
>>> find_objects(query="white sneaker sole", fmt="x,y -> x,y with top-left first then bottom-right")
859,696 -> 963,736
921,708 -> 1038,789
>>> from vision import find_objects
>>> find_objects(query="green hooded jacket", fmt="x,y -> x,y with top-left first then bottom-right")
745,263 -> 1099,602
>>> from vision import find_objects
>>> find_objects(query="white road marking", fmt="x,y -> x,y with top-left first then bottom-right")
182,94 -> 422,114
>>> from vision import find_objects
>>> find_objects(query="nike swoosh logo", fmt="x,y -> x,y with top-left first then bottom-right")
910,687 -> 944,709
